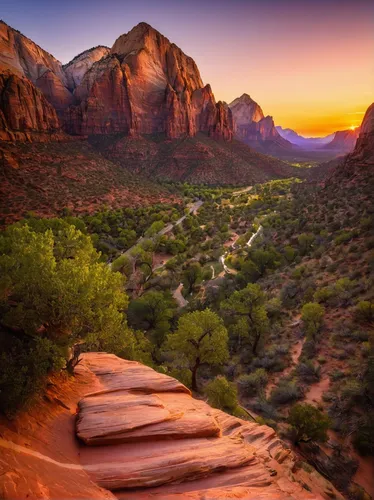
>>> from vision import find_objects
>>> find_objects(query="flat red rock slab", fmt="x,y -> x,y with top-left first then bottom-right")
77,390 -> 220,445
84,436 -> 255,490
80,353 -> 190,394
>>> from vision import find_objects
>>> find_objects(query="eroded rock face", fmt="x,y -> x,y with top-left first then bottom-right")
36,69 -> 74,112
323,128 -> 359,152
353,103 -> 374,160
64,46 -> 110,90
0,20 -> 73,113
65,23 -> 233,139
0,71 -> 64,141
229,93 -> 264,125
342,103 -> 374,170
76,352 -> 343,499
229,94 -> 294,153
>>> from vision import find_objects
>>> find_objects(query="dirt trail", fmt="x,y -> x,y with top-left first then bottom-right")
173,283 -> 188,308
304,376 -> 330,404
266,338 -> 305,398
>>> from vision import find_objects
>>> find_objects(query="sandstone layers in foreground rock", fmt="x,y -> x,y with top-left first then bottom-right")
76,353 -> 343,499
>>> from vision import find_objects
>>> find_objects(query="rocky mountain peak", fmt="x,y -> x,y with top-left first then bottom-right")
229,93 -> 294,153
64,45 -> 110,89
64,22 -> 231,139
229,94 -> 264,125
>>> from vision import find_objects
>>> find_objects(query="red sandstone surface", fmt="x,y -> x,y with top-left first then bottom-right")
0,352 -> 343,499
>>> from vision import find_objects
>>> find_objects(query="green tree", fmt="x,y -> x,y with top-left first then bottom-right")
221,283 -> 269,355
127,291 -> 176,346
298,233 -> 315,256
0,222 -> 134,413
183,262 -> 202,294
145,220 -> 165,237
205,375 -> 237,412
164,309 -> 228,391
288,403 -> 330,444
111,254 -> 132,276
251,248 -> 279,276
284,245 -> 296,263
301,302 -> 325,338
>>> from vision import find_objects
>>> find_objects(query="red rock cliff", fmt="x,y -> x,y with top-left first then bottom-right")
65,23 -> 233,140
0,71 -> 63,141
0,21 -> 73,113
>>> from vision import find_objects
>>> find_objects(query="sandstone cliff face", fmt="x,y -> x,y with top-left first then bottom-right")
0,20 -> 73,113
64,55 -> 134,135
0,21 -> 65,83
0,71 -> 63,141
229,94 -> 294,153
323,128 -> 359,152
0,352 -> 343,499
230,93 -> 264,125
345,103 -> 374,164
64,46 -> 110,90
65,23 -> 233,139
36,69 -> 74,112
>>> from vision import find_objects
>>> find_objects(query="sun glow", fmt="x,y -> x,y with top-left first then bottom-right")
350,126 -> 356,130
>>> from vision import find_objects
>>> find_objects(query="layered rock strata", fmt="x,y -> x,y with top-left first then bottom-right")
65,23 -> 233,139
76,352 -> 343,498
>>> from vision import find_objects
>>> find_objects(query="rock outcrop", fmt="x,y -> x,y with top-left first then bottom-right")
0,20 -> 73,113
0,71 -> 64,141
339,103 -> 374,173
352,103 -> 374,161
0,351 -> 344,499
65,23 -> 233,139
322,128 -> 359,152
230,93 -> 265,125
75,353 -> 343,498
229,94 -> 294,154
64,46 -> 110,90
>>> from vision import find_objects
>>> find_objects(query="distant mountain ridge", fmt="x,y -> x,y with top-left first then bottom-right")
276,126 -> 335,149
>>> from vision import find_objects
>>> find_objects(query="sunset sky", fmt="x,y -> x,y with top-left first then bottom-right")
2,0 -> 373,136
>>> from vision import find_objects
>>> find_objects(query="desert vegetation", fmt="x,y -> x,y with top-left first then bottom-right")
1,169 -> 373,497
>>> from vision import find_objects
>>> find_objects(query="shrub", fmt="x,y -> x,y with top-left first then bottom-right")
252,397 -> 280,420
301,339 -> 317,359
270,379 -> 301,405
353,414 -> 374,456
301,302 -> 325,338
296,361 -> 321,383
111,254 -> 132,275
334,231 -> 354,245
288,403 -> 330,444
237,368 -> 268,397
205,375 -> 238,412
298,233 -> 315,255
313,286 -> 335,304
355,301 -> 374,323
0,336 -> 65,417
